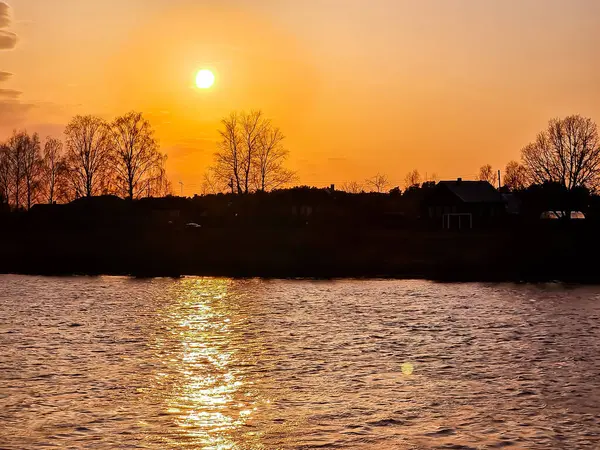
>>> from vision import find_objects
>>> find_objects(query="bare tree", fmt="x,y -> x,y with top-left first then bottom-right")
240,110 -> 265,194
145,153 -> 172,197
5,130 -> 27,208
214,112 -> 243,194
110,111 -> 164,199
253,124 -> 295,191
503,160 -> 528,191
404,169 -> 421,189
366,173 -> 389,193
64,115 -> 112,198
213,110 -> 294,194
478,164 -> 497,186
22,132 -> 42,210
202,168 -> 227,195
41,137 -> 66,204
521,115 -> 600,191
0,144 -> 10,205
341,181 -> 363,194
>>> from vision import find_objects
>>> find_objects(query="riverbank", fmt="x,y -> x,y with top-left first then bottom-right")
1,222 -> 597,283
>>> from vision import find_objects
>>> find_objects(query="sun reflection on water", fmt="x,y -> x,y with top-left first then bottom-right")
162,278 -> 257,449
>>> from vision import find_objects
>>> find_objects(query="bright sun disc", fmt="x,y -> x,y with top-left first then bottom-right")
196,69 -> 215,89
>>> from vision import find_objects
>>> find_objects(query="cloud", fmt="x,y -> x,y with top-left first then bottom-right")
0,88 -> 21,99
0,30 -> 16,49
0,2 -> 17,50
0,71 -> 11,82
0,2 -> 10,28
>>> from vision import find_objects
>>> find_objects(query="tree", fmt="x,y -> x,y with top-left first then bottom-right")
253,124 -> 294,191
341,181 -> 363,194
240,110 -> 265,194
212,110 -> 294,194
214,112 -> 243,194
521,115 -> 600,191
503,160 -> 528,191
0,144 -> 11,205
64,115 -> 112,198
41,137 -> 66,204
202,168 -> 227,195
366,173 -> 389,193
5,130 -> 27,209
110,111 -> 164,199
404,169 -> 421,189
145,154 -> 172,197
22,132 -> 42,210
478,164 -> 497,186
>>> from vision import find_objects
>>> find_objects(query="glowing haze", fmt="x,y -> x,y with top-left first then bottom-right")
2,0 -> 600,194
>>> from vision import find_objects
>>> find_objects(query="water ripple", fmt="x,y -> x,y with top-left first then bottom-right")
1,276 -> 599,448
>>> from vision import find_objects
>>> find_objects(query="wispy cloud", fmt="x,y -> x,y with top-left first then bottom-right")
0,2 -> 10,28
0,88 -> 21,99
0,30 -> 16,49
0,2 -> 17,50
0,71 -> 12,82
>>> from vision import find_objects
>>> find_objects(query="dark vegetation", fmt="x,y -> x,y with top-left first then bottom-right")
1,182 -> 600,282
2,113 -> 600,282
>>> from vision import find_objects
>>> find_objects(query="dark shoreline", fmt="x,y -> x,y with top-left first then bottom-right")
2,223 -> 599,284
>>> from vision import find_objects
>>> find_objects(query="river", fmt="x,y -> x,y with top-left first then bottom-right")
1,275 -> 599,449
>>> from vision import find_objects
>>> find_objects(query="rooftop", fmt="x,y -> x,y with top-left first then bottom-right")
437,179 -> 504,203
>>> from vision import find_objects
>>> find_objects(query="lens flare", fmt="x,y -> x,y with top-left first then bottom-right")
401,362 -> 414,376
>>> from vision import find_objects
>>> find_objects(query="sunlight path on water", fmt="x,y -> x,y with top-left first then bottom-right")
147,278 -> 266,449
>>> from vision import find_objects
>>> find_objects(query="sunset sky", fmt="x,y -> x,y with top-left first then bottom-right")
2,0 -> 600,194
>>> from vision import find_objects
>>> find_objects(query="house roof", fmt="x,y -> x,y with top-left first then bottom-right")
437,180 -> 504,203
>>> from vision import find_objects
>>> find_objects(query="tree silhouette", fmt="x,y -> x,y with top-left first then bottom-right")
4,130 -> 27,208
478,164 -> 497,186
521,115 -> 600,191
146,154 -> 172,197
41,137 -> 65,204
503,161 -> 528,191
22,132 -> 42,210
213,110 -> 294,194
1,131 -> 44,209
366,173 -> 389,193
404,169 -> 421,189
214,112 -> 243,194
110,111 -> 164,199
340,181 -> 363,193
253,124 -> 295,191
64,115 -> 112,198
0,144 -> 9,205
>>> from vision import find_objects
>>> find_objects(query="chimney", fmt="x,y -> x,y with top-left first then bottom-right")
330,184 -> 335,192
457,177 -> 462,183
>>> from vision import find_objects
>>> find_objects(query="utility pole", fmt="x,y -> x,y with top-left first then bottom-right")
179,181 -> 184,197
497,170 -> 501,189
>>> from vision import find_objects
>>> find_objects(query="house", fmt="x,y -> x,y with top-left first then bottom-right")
424,179 -> 506,229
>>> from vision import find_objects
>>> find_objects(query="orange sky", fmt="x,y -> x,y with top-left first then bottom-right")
2,0 -> 600,194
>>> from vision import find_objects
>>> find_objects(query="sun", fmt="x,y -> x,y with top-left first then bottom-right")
196,69 -> 215,89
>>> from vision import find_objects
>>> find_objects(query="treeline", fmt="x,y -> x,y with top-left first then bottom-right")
0,111 -> 171,210
338,114 -> 600,196
478,115 -> 600,193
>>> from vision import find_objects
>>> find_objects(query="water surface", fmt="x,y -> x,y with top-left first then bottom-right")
1,276 -> 599,448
